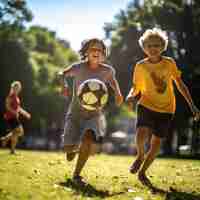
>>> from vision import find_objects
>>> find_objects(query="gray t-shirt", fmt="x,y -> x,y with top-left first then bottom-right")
64,61 -> 121,118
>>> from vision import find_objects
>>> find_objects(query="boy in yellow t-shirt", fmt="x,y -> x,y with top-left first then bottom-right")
126,28 -> 200,187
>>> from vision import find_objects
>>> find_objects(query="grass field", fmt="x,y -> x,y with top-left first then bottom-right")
0,149 -> 200,200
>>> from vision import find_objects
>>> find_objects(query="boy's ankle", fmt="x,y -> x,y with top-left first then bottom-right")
137,155 -> 144,161
73,172 -> 80,178
10,150 -> 16,154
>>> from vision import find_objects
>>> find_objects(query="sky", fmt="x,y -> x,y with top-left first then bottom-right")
27,0 -> 130,51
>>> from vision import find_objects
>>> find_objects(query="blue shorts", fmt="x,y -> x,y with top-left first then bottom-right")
136,105 -> 174,138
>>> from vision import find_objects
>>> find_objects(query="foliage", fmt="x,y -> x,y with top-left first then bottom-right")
1,0 -> 200,153
0,0 -> 32,30
0,1 -> 78,134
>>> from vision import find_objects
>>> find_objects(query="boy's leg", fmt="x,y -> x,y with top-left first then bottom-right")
130,127 -> 150,173
138,134 -> 161,186
10,126 -> 24,154
0,132 -> 13,147
73,130 -> 96,183
63,114 -> 81,161
64,145 -> 78,161
10,134 -> 18,154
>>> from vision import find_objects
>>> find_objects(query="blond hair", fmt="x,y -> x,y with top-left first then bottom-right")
11,81 -> 22,89
139,28 -> 168,52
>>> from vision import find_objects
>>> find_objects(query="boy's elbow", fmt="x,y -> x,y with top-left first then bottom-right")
177,83 -> 189,95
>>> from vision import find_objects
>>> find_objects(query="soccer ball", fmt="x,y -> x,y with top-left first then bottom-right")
77,79 -> 109,111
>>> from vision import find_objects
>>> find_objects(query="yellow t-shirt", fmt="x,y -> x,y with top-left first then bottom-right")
131,56 -> 181,113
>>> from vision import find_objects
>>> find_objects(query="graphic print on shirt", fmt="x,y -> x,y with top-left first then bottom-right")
150,71 -> 167,94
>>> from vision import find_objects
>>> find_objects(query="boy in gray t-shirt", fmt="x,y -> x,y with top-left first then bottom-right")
58,38 -> 123,185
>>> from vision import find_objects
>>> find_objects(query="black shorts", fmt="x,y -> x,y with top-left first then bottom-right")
136,105 -> 174,138
6,118 -> 21,130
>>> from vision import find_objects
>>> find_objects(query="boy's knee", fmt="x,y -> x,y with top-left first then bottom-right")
90,143 -> 99,155
82,131 -> 96,147
13,126 -> 24,137
81,130 -> 97,154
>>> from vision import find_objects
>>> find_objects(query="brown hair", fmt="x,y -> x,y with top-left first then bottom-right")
79,38 -> 107,60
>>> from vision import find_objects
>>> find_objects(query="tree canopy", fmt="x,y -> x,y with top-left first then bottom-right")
0,0 -> 78,134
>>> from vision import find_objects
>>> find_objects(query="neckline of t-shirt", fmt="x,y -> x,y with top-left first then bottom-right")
84,62 -> 101,71
146,57 -> 163,65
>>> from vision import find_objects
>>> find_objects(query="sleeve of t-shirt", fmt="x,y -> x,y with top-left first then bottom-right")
170,59 -> 181,79
62,63 -> 79,90
132,63 -> 143,96
63,63 -> 79,77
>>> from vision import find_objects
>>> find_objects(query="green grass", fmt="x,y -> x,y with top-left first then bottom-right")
0,149 -> 200,200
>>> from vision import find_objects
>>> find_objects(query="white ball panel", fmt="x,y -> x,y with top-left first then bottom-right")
82,92 -> 98,104
88,81 -> 100,91
82,104 -> 96,111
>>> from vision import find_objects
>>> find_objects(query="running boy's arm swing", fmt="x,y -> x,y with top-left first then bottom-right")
6,97 -> 31,120
5,96 -> 30,119
173,76 -> 200,121
126,86 -> 141,111
57,65 -> 76,97
18,107 -> 31,119
169,59 -> 200,121
126,64 -> 142,110
107,69 -> 123,106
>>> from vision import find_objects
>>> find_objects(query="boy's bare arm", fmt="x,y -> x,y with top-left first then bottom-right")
126,87 -> 141,111
109,77 -> 123,106
57,66 -> 75,96
174,77 -> 200,120
57,64 -> 76,78
19,107 -> 31,119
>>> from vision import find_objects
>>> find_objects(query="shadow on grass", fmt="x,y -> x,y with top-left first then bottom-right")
146,184 -> 200,200
144,183 -> 167,195
59,178 -> 125,198
142,182 -> 200,200
165,188 -> 200,200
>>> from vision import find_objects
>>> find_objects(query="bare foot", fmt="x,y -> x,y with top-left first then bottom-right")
72,175 -> 87,187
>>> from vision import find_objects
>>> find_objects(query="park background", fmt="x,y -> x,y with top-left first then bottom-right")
0,0 -> 200,156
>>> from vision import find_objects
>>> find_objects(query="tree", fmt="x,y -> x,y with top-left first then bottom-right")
0,0 -> 33,25
0,1 -> 78,139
